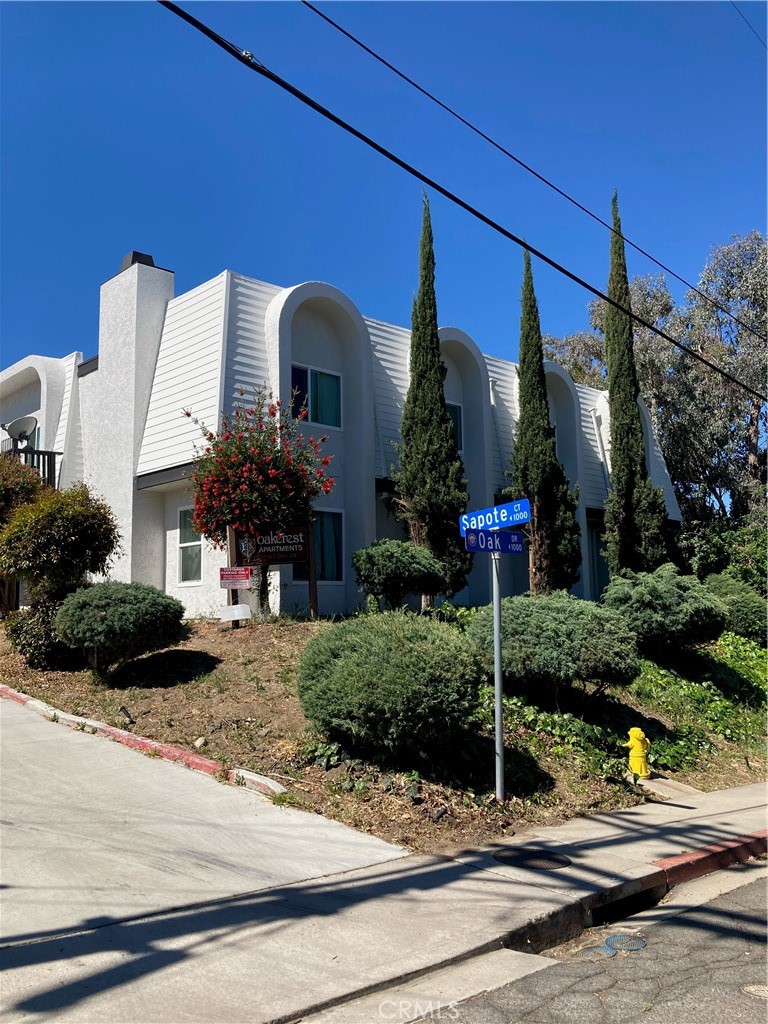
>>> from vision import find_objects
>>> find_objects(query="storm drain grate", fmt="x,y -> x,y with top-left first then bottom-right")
492,849 -> 572,870
578,934 -> 647,960
579,944 -> 617,960
606,935 -> 646,951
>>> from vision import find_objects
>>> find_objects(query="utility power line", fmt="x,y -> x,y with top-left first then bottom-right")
730,1 -> 768,48
302,1 -> 765,345
157,1 -> 767,404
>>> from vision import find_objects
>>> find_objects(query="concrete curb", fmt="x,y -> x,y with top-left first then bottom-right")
287,831 -> 768,1023
652,829 -> 768,886
0,684 -> 286,797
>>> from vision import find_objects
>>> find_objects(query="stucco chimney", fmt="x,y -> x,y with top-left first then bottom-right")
78,255 -> 175,583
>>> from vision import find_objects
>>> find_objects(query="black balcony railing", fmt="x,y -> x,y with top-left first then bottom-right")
1,440 -> 60,488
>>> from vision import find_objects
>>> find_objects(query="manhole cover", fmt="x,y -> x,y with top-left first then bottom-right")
605,935 -> 647,951
492,849 -> 572,870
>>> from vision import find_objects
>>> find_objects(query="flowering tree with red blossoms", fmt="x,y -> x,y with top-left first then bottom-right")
184,387 -> 335,609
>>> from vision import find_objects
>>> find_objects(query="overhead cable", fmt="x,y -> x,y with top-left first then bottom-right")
157,1 -> 767,403
302,0 -> 766,343
730,1 -> 768,48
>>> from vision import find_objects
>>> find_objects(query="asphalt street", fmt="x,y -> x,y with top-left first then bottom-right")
431,864 -> 767,1024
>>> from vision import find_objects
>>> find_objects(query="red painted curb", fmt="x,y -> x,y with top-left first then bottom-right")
0,684 -> 32,706
652,829 -> 768,886
0,684 -> 280,795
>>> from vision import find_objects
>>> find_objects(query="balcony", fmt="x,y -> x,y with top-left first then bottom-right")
1,439 -> 60,488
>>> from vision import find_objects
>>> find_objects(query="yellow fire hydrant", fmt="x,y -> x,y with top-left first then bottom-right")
624,727 -> 651,779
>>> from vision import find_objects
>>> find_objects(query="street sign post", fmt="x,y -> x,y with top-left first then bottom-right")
464,529 -> 525,554
459,501 -> 530,803
459,498 -> 530,536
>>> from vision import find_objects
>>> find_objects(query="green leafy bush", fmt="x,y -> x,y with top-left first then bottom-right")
0,484 -> 120,602
630,660 -> 764,744
704,574 -> 766,645
55,582 -> 186,677
603,563 -> 726,654
5,603 -> 84,670
352,540 -> 446,609
704,632 -> 767,704
0,457 -> 43,527
647,725 -> 713,772
296,612 -> 482,757
466,592 -> 640,692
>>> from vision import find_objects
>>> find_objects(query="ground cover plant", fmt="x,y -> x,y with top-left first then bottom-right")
0,616 -> 764,854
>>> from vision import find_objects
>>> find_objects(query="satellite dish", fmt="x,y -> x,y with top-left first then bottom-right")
1,415 -> 38,444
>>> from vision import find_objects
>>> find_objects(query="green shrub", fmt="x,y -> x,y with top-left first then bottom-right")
704,574 -> 766,645
352,540 -> 446,609
5,603 -> 84,670
55,582 -> 186,677
296,612 -> 482,757
466,592 -> 640,692
0,484 -> 120,602
0,457 -> 43,527
603,563 -> 726,654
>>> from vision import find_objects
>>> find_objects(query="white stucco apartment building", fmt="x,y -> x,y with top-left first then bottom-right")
0,252 -> 681,618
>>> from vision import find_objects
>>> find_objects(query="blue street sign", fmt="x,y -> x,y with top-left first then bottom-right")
459,498 -> 531,536
465,529 -> 526,554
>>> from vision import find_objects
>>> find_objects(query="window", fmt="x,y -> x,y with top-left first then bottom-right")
446,403 -> 463,453
178,508 -> 202,583
291,365 -> 341,428
294,511 -> 343,582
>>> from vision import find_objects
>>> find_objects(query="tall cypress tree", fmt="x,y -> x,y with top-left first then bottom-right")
603,192 -> 668,574
396,196 -> 471,599
508,251 -> 581,594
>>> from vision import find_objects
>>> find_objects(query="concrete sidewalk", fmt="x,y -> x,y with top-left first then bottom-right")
1,691 -> 765,1024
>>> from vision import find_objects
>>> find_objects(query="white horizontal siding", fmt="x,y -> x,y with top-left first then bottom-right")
222,274 -> 281,414
367,317 -> 410,478
575,384 -> 611,509
55,354 -> 84,487
485,355 -> 518,495
137,275 -> 227,476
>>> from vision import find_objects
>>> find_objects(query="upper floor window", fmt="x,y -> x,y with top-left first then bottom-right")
178,508 -> 202,584
446,402 -> 463,454
291,365 -> 341,428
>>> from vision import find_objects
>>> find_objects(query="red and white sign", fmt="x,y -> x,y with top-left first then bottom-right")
219,566 -> 253,590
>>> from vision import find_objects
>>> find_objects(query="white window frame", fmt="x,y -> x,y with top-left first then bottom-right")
291,362 -> 343,431
292,508 -> 345,585
177,506 -> 202,586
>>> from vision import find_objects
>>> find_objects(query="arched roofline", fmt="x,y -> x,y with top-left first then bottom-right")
0,354 -> 65,394
0,355 -> 69,447
542,359 -> 581,397
438,326 -> 487,370
265,281 -> 372,390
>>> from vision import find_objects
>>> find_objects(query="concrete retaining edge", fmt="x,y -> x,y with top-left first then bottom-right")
0,683 -> 286,796
652,829 -> 768,885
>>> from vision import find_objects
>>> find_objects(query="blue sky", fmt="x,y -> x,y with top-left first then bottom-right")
2,1 -> 765,371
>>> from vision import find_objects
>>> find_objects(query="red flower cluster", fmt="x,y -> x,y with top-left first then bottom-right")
186,387 -> 335,547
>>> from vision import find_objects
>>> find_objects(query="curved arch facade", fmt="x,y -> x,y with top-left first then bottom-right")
265,283 -> 376,614
438,327 -> 495,605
